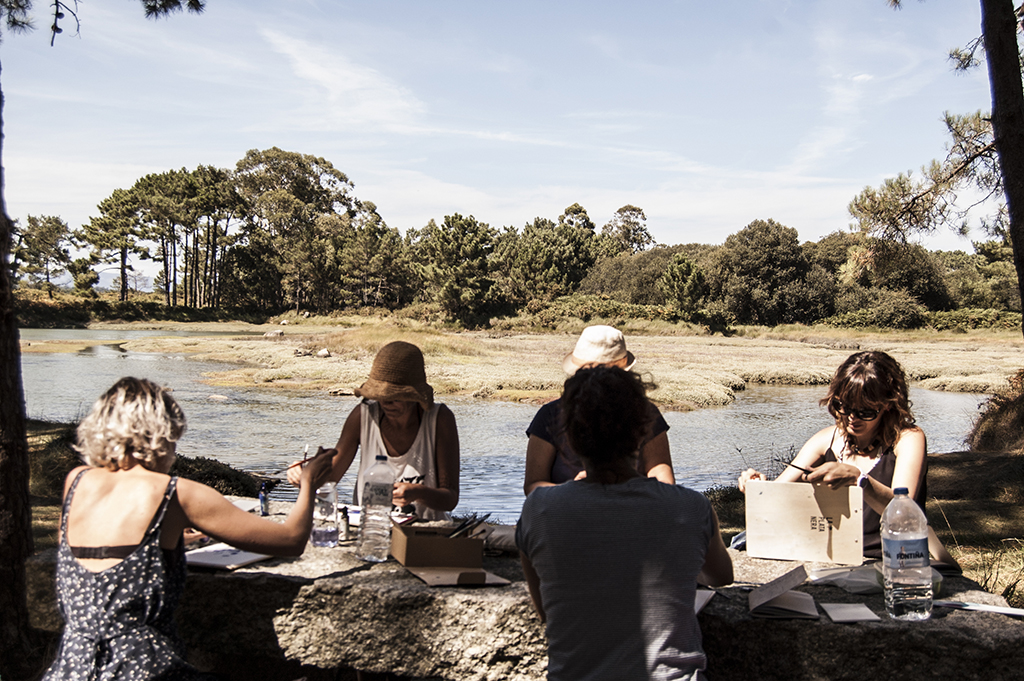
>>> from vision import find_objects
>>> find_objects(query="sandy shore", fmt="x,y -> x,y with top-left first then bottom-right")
20,320 -> 1024,409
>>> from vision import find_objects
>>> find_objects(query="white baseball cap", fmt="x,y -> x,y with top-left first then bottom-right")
562,325 -> 637,375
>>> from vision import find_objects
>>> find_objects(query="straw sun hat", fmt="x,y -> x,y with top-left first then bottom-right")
562,325 -> 637,376
354,341 -> 434,408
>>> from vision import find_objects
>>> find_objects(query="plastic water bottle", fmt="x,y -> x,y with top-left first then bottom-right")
258,482 -> 270,516
881,487 -> 932,621
311,482 -> 339,548
359,454 -> 395,562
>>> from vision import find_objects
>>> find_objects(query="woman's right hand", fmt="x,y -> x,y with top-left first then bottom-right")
287,447 -> 335,487
299,447 -> 335,490
738,468 -> 765,493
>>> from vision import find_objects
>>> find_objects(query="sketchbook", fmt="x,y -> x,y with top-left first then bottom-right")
820,602 -> 880,623
744,480 -> 863,565
748,565 -> 819,620
185,542 -> 271,570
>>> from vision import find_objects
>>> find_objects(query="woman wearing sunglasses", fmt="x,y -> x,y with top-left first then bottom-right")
738,350 -> 926,558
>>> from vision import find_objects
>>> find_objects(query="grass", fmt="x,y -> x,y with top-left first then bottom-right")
27,419 -> 78,552
924,447 -> 1024,607
68,319 -> 1024,412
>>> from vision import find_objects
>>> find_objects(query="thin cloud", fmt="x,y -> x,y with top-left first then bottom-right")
260,28 -> 426,131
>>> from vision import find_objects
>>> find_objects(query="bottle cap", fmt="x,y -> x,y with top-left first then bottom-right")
893,487 -> 909,495
376,454 -> 387,461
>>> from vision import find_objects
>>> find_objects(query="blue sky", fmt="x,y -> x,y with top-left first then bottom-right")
3,0 -> 994,257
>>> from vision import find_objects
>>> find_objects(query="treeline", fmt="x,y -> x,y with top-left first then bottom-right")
9,147 -> 1022,329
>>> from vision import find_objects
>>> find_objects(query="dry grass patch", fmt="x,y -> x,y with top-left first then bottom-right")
927,449 -> 1024,606
20,340 -> 124,354
27,419 -> 78,553
36,321 -> 1023,411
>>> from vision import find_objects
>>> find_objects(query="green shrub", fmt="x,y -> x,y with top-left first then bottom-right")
927,308 -> 1023,331
824,289 -> 927,329
510,294 -> 681,328
14,293 -> 268,327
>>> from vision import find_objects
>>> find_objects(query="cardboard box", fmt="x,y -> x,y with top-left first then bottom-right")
390,523 -> 508,587
390,524 -> 484,568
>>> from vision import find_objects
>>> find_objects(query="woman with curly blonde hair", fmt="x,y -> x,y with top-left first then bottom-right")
43,377 -> 333,680
739,350 -> 927,558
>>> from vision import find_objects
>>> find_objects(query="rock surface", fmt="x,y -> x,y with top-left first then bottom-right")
26,527 -> 1024,680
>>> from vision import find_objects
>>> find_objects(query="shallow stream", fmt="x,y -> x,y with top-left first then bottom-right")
19,329 -> 986,523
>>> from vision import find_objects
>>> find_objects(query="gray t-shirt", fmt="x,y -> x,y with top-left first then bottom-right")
516,477 -> 714,681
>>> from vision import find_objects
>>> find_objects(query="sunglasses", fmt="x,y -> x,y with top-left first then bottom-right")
830,399 -> 880,422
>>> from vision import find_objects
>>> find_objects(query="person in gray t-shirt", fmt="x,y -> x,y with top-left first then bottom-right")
517,366 -> 733,681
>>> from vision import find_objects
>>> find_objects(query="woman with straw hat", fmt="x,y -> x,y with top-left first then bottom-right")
288,340 -> 459,520
523,325 -> 675,496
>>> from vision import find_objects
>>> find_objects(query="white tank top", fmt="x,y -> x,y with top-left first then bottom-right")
354,400 -> 448,521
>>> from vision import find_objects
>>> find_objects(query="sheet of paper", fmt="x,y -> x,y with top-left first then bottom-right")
821,602 -> 880,622
750,590 -> 819,619
934,600 -> 1024,618
186,542 -> 271,570
231,498 -> 260,513
694,589 -> 714,614
749,565 -> 808,611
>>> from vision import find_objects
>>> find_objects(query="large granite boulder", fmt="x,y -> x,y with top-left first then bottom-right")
26,535 -> 1024,680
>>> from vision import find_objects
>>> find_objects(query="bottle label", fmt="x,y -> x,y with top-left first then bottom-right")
882,537 -> 929,569
363,481 -> 392,507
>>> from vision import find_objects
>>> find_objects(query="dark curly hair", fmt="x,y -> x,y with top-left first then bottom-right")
820,350 -> 916,452
560,366 -> 654,469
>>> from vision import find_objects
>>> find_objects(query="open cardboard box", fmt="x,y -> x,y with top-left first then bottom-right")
390,523 -> 509,587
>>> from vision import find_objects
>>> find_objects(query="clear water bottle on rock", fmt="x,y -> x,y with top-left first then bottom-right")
359,454 -> 395,563
882,487 -> 932,621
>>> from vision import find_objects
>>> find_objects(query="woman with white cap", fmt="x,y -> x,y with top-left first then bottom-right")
523,325 -> 675,496
288,340 -> 460,520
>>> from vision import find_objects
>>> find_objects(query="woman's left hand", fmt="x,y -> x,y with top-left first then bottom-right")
805,461 -> 861,489
392,482 -> 423,508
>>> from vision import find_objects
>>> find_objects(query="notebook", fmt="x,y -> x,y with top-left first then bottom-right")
748,565 -> 819,620
185,542 -> 271,570
744,480 -> 863,565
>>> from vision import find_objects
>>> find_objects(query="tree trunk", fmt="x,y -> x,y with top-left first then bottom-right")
162,236 -> 171,306
0,58 -> 36,681
171,233 -> 178,307
981,0 -> 1024,337
120,244 -> 129,302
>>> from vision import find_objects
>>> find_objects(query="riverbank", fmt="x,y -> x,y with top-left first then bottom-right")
20,320 -> 1024,608
20,319 -> 1024,409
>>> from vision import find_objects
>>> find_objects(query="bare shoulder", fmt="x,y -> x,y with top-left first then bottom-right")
895,426 -> 927,451
63,465 -> 92,497
346,404 -> 363,424
804,425 -> 839,448
436,404 -> 458,429
174,477 -> 225,506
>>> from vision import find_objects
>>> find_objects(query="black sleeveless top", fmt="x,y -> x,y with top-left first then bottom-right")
823,429 -> 927,558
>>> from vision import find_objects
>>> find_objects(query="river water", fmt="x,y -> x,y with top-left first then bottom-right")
18,329 -> 987,523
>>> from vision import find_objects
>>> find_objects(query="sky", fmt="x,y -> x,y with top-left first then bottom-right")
2,0 -> 996,265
